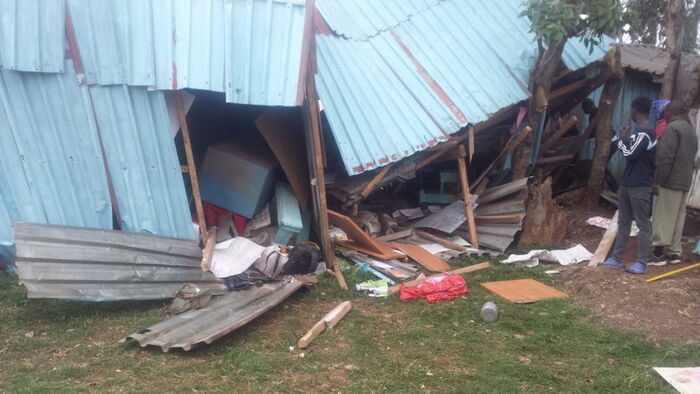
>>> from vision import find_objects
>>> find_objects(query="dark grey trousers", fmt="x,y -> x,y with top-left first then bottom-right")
611,185 -> 652,264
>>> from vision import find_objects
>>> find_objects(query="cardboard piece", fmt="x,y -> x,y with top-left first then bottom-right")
481,279 -> 568,303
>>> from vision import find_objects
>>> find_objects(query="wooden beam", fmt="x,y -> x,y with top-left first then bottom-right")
298,301 -> 352,349
359,164 -> 394,199
388,262 -> 490,295
474,214 -> 522,224
376,229 -> 414,242
588,210 -> 618,266
200,227 -> 217,271
306,71 -> 348,290
468,126 -> 475,163
471,126 -> 532,192
536,154 -> 576,166
177,92 -> 207,239
414,230 -> 472,253
457,145 -> 479,249
539,115 -> 578,155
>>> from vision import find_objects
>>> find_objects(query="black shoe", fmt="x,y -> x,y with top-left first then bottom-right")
647,252 -> 668,266
668,254 -> 682,265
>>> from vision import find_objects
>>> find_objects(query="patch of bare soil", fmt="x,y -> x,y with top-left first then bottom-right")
551,204 -> 700,343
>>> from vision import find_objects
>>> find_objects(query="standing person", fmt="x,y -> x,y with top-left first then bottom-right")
649,101 -> 699,265
600,97 -> 656,274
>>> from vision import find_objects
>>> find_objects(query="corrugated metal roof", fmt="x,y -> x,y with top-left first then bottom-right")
315,0 -> 439,40
618,44 -> 671,76
315,0 -> 613,175
124,277 -> 303,351
0,59 -> 113,258
66,0 -> 306,106
89,86 -> 196,240
0,0 -> 65,73
14,222 -> 221,301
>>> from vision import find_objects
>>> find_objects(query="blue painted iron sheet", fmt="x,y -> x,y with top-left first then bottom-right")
67,0 -> 305,106
0,59 -> 113,264
0,0 -> 65,73
225,0 -> 307,106
315,0 -> 612,175
89,86 -> 196,240
315,0 -> 438,40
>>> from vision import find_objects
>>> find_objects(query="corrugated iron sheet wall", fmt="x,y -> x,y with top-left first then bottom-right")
0,0 -> 65,73
315,0 -> 612,175
90,85 -> 196,240
0,60 -> 113,263
67,0 -> 306,106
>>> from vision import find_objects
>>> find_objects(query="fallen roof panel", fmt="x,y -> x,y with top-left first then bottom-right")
123,278 -> 304,352
14,222 -> 221,301
315,0 -> 613,175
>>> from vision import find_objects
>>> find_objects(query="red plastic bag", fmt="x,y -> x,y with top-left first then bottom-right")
399,274 -> 470,303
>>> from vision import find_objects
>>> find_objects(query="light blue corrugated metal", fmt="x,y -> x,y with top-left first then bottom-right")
0,0 -> 65,73
225,0 -> 307,106
315,0 -> 613,175
0,59 -> 113,266
67,0 -> 306,106
89,86 -> 196,240
315,0 -> 438,40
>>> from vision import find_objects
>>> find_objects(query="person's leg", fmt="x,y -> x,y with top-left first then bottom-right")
629,186 -> 652,264
668,190 -> 689,259
608,186 -> 632,265
652,187 -> 681,249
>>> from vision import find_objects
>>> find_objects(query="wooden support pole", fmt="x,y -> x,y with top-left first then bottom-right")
298,301 -> 352,349
471,126 -> 532,192
468,126 -> 475,163
200,227 -> 217,271
388,262 -> 490,295
539,115 -> 578,155
359,164 -> 393,199
457,145 -> 479,249
177,92 -> 207,240
306,72 -> 348,290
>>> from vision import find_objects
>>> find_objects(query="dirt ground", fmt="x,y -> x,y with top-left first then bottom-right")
552,204 -> 700,343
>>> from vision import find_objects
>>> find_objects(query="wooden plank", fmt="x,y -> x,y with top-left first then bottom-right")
481,279 -> 568,303
457,145 -> 479,249
177,92 -> 206,239
478,178 -> 529,205
414,230 -> 472,252
539,116 -> 578,155
468,127 -> 475,162
359,164 -> 394,199
298,301 -> 352,349
472,126 -> 532,192
305,65 -> 348,290
376,229 -> 414,242
388,262 -> 490,295
391,242 -> 451,272
200,227 -> 217,271
536,154 -> 576,166
329,210 -> 405,260
589,210 -> 618,266
474,214 -> 522,224
256,111 -> 311,210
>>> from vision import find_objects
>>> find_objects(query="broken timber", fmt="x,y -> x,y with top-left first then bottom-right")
298,301 -> 352,349
589,210 -> 618,266
457,145 -> 479,249
177,92 -> 207,240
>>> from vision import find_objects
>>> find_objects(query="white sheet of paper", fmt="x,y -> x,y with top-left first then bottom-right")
654,367 -> 700,394
209,237 -> 265,278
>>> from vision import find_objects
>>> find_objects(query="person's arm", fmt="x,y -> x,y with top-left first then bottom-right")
654,125 -> 679,186
617,129 -> 655,159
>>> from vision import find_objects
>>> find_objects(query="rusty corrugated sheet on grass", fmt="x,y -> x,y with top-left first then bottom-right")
123,278 -> 304,352
14,222 -> 221,301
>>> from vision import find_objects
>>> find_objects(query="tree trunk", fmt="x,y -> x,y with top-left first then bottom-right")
512,40 -> 566,179
684,62 -> 700,109
585,48 -> 624,207
682,0 -> 700,53
661,0 -> 685,99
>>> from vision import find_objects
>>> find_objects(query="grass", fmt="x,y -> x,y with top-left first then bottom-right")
1,254 -> 698,393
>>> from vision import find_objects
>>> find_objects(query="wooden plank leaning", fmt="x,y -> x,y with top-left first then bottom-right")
298,301 -> 352,349
589,210 -> 619,266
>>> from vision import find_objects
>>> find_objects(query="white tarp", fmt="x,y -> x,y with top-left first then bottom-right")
501,244 -> 593,268
654,367 -> 700,394
209,237 -> 265,278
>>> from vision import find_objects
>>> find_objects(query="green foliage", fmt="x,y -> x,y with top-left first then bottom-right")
522,0 -> 622,50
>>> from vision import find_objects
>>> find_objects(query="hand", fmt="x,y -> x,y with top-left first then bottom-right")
619,125 -> 630,137
652,185 -> 660,195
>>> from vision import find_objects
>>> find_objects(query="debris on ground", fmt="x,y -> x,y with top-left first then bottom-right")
297,301 -> 353,349
653,367 -> 700,393
501,244 -> 592,267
